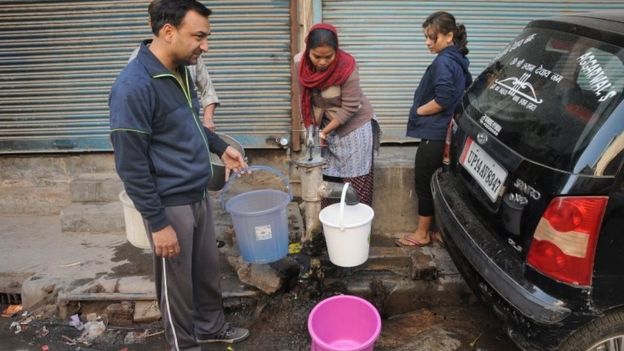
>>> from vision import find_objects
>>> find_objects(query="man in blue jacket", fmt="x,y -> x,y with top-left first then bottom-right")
109,1 -> 249,349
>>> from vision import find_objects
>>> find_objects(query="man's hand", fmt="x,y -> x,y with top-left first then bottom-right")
221,146 -> 248,181
152,225 -> 180,258
202,104 -> 217,131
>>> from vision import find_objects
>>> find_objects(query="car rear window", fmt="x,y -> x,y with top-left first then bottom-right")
465,27 -> 624,175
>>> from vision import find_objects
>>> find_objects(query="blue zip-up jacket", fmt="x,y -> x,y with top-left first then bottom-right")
406,45 -> 472,140
109,41 -> 228,232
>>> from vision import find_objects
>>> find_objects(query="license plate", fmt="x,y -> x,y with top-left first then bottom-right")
460,137 -> 507,202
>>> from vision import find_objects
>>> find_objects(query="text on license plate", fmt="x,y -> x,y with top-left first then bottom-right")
459,137 -> 507,202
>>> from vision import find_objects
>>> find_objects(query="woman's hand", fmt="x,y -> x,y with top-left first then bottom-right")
417,99 -> 444,116
221,146 -> 248,181
319,130 -> 328,147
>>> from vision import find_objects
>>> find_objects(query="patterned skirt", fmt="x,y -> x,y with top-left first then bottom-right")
321,121 -> 374,207
323,121 -> 373,178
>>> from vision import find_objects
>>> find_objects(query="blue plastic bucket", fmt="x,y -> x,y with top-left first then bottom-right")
221,166 -> 291,263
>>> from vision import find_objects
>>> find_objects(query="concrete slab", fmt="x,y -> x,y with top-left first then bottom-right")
0,215 -> 129,308
60,202 -> 126,233
70,172 -> 123,203
0,154 -> 116,215
133,300 -> 160,323
372,146 -> 420,233
0,215 -> 261,314
0,180 -> 71,215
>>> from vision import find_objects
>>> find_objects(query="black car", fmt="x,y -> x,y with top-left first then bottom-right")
432,11 -> 624,351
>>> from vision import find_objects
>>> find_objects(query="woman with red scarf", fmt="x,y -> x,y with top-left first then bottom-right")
295,23 -> 379,207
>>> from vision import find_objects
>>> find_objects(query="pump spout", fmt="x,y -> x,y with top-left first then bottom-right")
318,182 -> 360,205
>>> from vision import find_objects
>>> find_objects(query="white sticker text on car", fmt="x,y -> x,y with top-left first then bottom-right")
578,51 -> 618,102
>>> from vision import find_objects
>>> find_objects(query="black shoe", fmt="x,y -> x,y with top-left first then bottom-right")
196,323 -> 250,344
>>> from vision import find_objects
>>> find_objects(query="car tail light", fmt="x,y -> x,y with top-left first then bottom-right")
442,119 -> 455,167
527,196 -> 608,286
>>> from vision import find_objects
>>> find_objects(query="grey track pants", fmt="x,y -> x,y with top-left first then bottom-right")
147,197 -> 225,351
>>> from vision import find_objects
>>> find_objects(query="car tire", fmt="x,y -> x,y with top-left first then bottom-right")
558,310 -> 624,351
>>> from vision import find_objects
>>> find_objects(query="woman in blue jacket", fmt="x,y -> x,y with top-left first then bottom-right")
397,11 -> 472,247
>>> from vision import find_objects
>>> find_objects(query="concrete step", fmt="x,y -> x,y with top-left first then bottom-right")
324,247 -> 476,317
372,146 -> 419,234
60,202 -> 125,233
324,268 -> 471,318
321,241 -> 469,317
366,246 -> 413,276
70,172 -> 124,203
49,246 -> 468,320
329,245 -> 446,281
16,230 -> 467,321
0,179 -> 71,216
367,234 -> 439,280
54,248 -> 260,319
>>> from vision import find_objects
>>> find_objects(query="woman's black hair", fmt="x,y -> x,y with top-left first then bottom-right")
148,0 -> 212,35
307,28 -> 338,50
422,11 -> 469,55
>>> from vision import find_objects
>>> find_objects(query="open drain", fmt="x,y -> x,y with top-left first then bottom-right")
1,292 -> 22,306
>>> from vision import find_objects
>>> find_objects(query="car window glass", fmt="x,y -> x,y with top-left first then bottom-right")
465,28 -> 624,175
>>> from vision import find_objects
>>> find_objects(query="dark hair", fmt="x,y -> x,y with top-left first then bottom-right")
148,0 -> 212,35
422,11 -> 469,55
307,28 -> 338,50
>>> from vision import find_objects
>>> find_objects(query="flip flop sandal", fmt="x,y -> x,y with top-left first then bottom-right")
394,236 -> 431,247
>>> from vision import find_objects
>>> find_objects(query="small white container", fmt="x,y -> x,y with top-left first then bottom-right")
119,190 -> 151,250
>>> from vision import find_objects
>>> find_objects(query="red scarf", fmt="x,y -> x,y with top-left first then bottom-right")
298,23 -> 356,127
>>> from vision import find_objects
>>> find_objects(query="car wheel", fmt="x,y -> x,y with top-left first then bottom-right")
558,310 -> 624,351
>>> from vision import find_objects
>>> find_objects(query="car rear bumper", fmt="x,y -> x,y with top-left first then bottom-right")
431,169 -> 574,349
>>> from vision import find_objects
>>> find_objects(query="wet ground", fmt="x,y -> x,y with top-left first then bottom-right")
1,293 -> 520,351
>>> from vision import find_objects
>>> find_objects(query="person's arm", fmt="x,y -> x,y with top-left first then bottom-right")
111,131 -> 180,257
204,126 -> 229,157
109,79 -> 179,258
416,99 -> 445,116
318,118 -> 341,141
110,131 -> 165,228
194,55 -> 220,130
419,58 -> 456,116
202,103 -> 217,131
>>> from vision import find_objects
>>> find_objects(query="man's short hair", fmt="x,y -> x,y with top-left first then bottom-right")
148,0 -> 212,35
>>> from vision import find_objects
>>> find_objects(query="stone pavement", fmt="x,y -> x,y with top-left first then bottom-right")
0,214 -> 259,319
0,210 -> 470,318
1,213 -> 525,351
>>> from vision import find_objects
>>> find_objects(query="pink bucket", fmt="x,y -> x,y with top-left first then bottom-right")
308,295 -> 382,351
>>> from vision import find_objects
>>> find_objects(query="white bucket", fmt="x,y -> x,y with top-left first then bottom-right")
319,183 -> 374,267
119,190 -> 151,250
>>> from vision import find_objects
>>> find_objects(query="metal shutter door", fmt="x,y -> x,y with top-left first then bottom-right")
0,0 -> 291,153
204,0 -> 292,147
